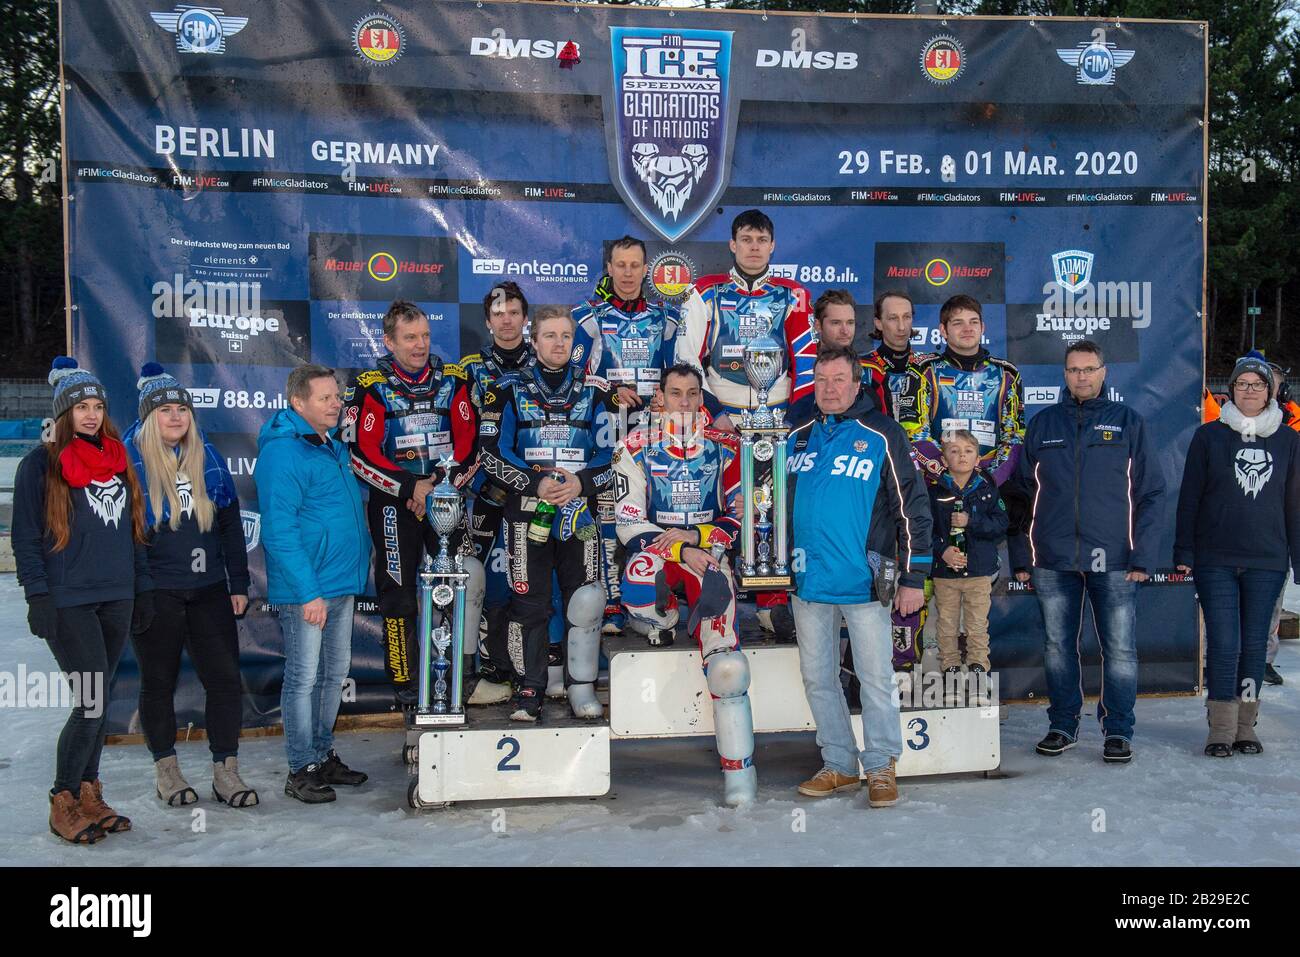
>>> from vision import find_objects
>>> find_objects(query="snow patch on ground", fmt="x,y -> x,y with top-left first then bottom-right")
2,576 -> 1297,866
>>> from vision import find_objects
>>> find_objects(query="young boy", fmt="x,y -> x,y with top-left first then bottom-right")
928,430 -> 1009,685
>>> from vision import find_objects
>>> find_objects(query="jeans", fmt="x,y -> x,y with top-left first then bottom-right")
133,582 -> 242,762
278,596 -> 355,773
791,595 -> 900,775
1033,568 -> 1138,742
46,600 -> 133,794
1194,565 -> 1287,702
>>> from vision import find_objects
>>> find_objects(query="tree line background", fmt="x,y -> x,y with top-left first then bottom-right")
2,0 -> 1295,379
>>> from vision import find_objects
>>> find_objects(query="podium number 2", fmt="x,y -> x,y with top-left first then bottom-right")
497,736 -> 521,771
906,718 -> 930,751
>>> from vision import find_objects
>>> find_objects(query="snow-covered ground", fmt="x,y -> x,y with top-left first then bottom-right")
2,575 -> 1297,867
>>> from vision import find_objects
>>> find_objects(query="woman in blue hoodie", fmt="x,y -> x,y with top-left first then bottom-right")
1175,355 -> 1300,757
125,363 -> 257,809
12,358 -> 151,844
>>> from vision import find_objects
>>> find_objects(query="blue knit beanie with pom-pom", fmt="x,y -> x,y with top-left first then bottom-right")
49,356 -> 107,419
136,362 -> 194,421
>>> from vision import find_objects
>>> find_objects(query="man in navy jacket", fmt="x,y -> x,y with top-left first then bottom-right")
1010,340 -> 1165,764
786,345 -> 932,807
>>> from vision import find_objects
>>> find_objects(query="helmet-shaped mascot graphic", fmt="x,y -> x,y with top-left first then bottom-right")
1234,447 -> 1273,499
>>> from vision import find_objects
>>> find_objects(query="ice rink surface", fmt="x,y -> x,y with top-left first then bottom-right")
2,576 -> 1297,867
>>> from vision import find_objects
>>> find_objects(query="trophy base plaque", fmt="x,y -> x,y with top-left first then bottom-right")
737,573 -> 794,591
414,710 -> 468,728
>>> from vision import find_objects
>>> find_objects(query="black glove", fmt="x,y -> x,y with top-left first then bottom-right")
131,591 -> 156,635
26,594 -> 57,641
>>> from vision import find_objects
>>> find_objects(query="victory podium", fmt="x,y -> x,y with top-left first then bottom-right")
407,633 -> 1000,809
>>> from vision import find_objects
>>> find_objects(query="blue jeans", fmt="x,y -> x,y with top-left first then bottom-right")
1033,568 -> 1138,742
278,596 -> 355,773
1194,565 -> 1287,702
791,596 -> 900,775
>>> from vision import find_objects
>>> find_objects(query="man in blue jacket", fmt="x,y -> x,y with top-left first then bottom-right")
257,364 -> 371,803
1011,340 -> 1165,764
786,345 -> 933,807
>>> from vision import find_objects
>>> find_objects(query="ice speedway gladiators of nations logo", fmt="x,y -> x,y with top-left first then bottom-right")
605,26 -> 740,243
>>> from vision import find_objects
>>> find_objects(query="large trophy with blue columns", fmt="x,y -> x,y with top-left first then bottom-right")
414,454 -> 471,727
737,322 -> 793,591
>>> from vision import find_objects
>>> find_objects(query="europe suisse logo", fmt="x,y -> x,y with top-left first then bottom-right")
1056,38 -> 1135,86
605,27 -> 738,243
150,5 -> 248,55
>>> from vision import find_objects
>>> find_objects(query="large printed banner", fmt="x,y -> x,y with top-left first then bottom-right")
61,1 -> 1207,732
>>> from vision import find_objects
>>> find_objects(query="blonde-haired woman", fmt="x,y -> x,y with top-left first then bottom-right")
124,363 -> 256,807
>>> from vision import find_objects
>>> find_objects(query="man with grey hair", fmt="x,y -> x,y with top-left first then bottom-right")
257,364 -> 371,803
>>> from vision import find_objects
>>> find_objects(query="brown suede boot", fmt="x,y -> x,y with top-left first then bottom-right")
78,779 -> 132,832
1204,700 -> 1237,757
50,789 -> 103,845
1234,700 -> 1263,754
865,758 -> 899,808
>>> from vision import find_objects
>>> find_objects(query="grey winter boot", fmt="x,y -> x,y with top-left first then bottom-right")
212,756 -> 260,807
155,755 -> 199,806
1204,700 -> 1237,758
1233,700 -> 1263,754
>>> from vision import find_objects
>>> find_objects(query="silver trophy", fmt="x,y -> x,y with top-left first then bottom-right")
415,454 -> 470,726
738,322 -> 793,590
742,328 -> 785,432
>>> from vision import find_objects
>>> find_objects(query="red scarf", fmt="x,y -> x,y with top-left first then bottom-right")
58,435 -> 128,489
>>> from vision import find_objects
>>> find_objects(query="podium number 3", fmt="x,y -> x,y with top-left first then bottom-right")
497,736 -> 521,771
906,718 -> 930,751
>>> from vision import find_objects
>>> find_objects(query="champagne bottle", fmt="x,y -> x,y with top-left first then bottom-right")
528,471 -> 561,545
948,499 -> 969,576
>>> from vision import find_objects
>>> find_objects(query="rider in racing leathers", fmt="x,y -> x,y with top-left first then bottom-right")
476,307 -> 617,722
674,209 -> 815,641
344,300 -> 485,714
573,236 -> 680,636
459,281 -> 536,705
614,362 -> 757,806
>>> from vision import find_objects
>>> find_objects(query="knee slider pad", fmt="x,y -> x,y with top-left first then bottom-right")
566,582 -> 605,630
704,649 -> 750,699
461,556 -> 486,603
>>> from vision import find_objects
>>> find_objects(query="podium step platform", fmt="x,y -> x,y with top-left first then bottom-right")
409,635 -> 1000,808
410,703 -> 610,808
605,634 -> 1000,778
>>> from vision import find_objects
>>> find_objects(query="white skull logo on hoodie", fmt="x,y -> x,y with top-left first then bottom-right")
1234,447 -> 1273,499
85,477 -> 127,527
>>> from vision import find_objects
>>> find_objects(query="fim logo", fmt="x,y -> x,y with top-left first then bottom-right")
1057,39 -> 1134,86
241,509 -> 261,551
150,5 -> 248,55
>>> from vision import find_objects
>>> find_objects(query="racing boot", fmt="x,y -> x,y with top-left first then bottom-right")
545,643 -> 567,700
468,662 -> 514,706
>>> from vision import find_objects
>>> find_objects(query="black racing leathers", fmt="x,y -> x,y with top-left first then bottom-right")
345,354 -> 477,694
477,363 -> 616,691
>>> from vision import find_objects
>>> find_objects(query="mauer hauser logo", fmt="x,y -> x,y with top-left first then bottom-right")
605,27 -> 738,243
